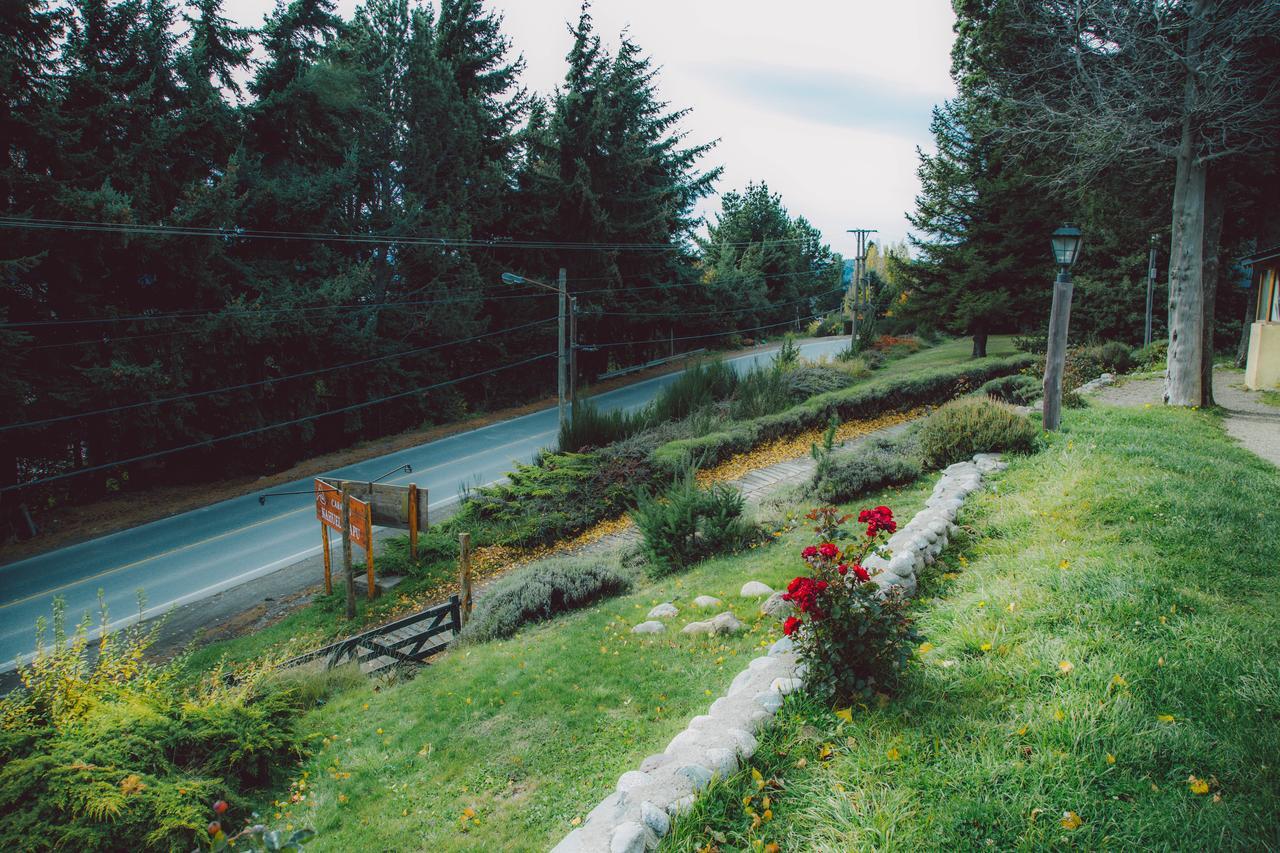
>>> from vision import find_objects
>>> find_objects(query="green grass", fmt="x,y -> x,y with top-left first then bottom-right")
662,404 -> 1280,851
260,484 -> 935,852
1260,389 -> 1280,408
872,335 -> 1017,381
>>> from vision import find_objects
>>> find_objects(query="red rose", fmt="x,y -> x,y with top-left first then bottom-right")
783,616 -> 801,636
801,545 -> 818,559
837,563 -> 848,575
858,505 -> 897,537
818,542 -> 839,559
853,564 -> 870,582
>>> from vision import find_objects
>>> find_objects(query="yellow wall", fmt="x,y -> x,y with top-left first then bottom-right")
1245,321 -> 1280,391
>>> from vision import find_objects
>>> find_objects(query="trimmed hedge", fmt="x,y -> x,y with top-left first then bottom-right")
459,557 -> 634,643
918,397 -> 1039,468
812,432 -> 922,504
654,354 -> 1034,473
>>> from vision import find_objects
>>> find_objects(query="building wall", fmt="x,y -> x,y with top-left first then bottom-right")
1245,260 -> 1280,390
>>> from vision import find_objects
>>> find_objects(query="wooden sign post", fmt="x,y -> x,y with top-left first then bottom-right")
347,494 -> 375,600
408,484 -> 420,559
458,532 -> 473,626
314,479 -> 344,594
341,482 -> 354,619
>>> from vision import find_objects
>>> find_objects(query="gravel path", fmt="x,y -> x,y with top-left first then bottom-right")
1093,369 -> 1280,467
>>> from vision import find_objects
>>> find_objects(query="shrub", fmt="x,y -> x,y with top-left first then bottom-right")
1014,333 -> 1048,354
813,443 -> 922,504
784,365 -> 857,401
559,400 -> 643,452
1098,340 -> 1135,374
1132,340 -> 1167,371
981,373 -> 1041,406
782,505 -> 920,703
633,470 -> 756,577
459,557 -> 634,643
0,605 -> 303,852
918,397 -> 1038,469
861,349 -> 887,370
649,359 -> 739,424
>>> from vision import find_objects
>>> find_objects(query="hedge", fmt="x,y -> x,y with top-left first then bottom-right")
653,354 -> 1034,473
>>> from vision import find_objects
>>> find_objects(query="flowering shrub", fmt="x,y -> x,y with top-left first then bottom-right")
783,505 -> 920,703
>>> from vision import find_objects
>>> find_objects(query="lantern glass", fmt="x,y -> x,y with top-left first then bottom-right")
1051,225 -> 1082,267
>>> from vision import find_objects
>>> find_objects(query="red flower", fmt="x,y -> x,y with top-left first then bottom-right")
818,542 -> 840,559
837,563 -> 848,575
853,564 -> 870,582
783,576 -> 827,614
783,616 -> 801,636
213,800 -> 228,815
801,545 -> 818,559
858,505 -> 896,537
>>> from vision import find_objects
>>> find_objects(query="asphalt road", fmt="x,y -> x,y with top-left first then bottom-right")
0,338 -> 847,670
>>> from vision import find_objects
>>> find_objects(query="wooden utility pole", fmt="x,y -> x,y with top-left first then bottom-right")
407,483 -> 419,560
341,483 -> 355,618
1042,268 -> 1075,431
845,229 -> 877,351
568,296 -> 578,411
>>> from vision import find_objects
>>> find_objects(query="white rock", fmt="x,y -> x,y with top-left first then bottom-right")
693,595 -> 722,608
770,676 -> 802,695
647,602 -> 679,619
755,689 -> 784,713
610,821 -> 647,853
740,581 -> 774,597
760,591 -> 794,618
617,771 -> 651,793
640,801 -> 670,837
704,746 -> 738,776
681,620 -> 714,635
709,611 -> 746,634
768,636 -> 794,656
676,764 -> 713,790
631,620 -> 666,635
667,795 -> 695,816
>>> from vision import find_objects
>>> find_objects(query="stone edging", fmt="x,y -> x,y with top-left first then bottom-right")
551,452 -> 1008,852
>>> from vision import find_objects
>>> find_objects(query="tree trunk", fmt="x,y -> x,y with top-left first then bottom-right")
971,333 -> 988,358
1199,170 -> 1225,406
1165,121 -> 1206,406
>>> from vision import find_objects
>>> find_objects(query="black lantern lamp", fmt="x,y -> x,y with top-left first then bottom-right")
1051,225 -> 1083,269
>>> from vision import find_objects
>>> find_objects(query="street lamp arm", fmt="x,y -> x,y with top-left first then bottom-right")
501,271 -> 559,294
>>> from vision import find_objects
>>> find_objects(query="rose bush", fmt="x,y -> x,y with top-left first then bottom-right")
782,505 -> 920,703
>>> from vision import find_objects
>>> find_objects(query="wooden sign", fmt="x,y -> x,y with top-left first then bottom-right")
348,495 -> 371,550
338,481 -> 428,532
315,479 -> 343,533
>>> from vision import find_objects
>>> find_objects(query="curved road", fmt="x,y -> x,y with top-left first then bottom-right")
0,338 -> 847,669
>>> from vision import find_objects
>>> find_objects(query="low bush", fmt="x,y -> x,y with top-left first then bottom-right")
649,359 -> 739,425
1013,333 -> 1048,354
783,366 -> 857,401
633,470 -> 757,577
803,353 -> 871,381
0,605 -> 305,852
1097,340 -> 1135,374
812,440 -> 922,504
981,373 -> 1041,405
861,349 -> 887,370
918,397 -> 1039,469
559,400 -> 645,452
459,557 -> 634,643
1132,340 -> 1167,371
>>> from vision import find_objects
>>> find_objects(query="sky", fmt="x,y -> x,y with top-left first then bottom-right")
223,0 -> 959,259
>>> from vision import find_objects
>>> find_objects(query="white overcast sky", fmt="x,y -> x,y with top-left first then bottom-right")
223,1 -> 958,257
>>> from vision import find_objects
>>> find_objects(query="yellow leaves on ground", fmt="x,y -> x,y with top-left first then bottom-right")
752,767 -> 765,790
886,747 -> 901,761
819,743 -> 834,761
1106,753 -> 1116,765
570,816 -> 582,826
1058,660 -> 1075,674
1157,714 -> 1176,723
1110,674 -> 1128,688
980,642 -> 992,652
1188,775 -> 1210,795
1060,811 -> 1083,830
1059,559 -> 1070,570
917,642 -> 934,655
834,707 -> 853,723
1053,708 -> 1066,722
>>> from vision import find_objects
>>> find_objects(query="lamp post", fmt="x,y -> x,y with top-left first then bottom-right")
501,269 -> 570,436
1144,233 -> 1158,349
1042,225 -> 1083,432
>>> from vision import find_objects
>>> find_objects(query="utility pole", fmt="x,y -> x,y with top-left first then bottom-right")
568,295 -> 579,411
1144,234 -> 1158,349
557,267 -> 567,438
845,228 -> 878,350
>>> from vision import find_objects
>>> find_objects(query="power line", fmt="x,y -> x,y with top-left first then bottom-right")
1,350 -> 558,494
4,266 -> 841,330
584,303 -> 846,350
594,287 -> 844,318
1,316 -> 557,432
0,215 -> 820,252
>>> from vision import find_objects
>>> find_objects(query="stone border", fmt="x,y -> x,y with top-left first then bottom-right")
551,453 -> 1007,852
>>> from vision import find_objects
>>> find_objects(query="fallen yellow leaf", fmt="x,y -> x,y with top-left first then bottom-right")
1111,674 -> 1127,688
1054,709 -> 1065,722
570,817 -> 582,826
1187,775 -> 1209,795
1157,714 -> 1175,723
980,642 -> 992,652
835,707 -> 853,723
461,807 -> 476,820
1058,660 -> 1074,674
819,743 -> 833,760
918,642 -> 934,654
1106,753 -> 1116,765
1016,725 -> 1028,736
752,767 -> 765,789
886,747 -> 901,761
1060,811 -> 1083,830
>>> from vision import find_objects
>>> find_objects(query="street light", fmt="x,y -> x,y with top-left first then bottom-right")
1042,225 -> 1083,432
500,268 -> 572,435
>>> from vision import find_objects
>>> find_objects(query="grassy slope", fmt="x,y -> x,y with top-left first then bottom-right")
663,404 -> 1280,851
179,337 -> 1012,675
262,484 -> 934,851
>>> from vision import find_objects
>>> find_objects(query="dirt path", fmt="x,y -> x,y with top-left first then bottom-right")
1093,369 -> 1280,467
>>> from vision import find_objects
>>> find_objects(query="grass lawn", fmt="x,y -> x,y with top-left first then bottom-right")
662,404 -> 1280,851
179,336 -> 1012,675
256,482 -> 935,851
